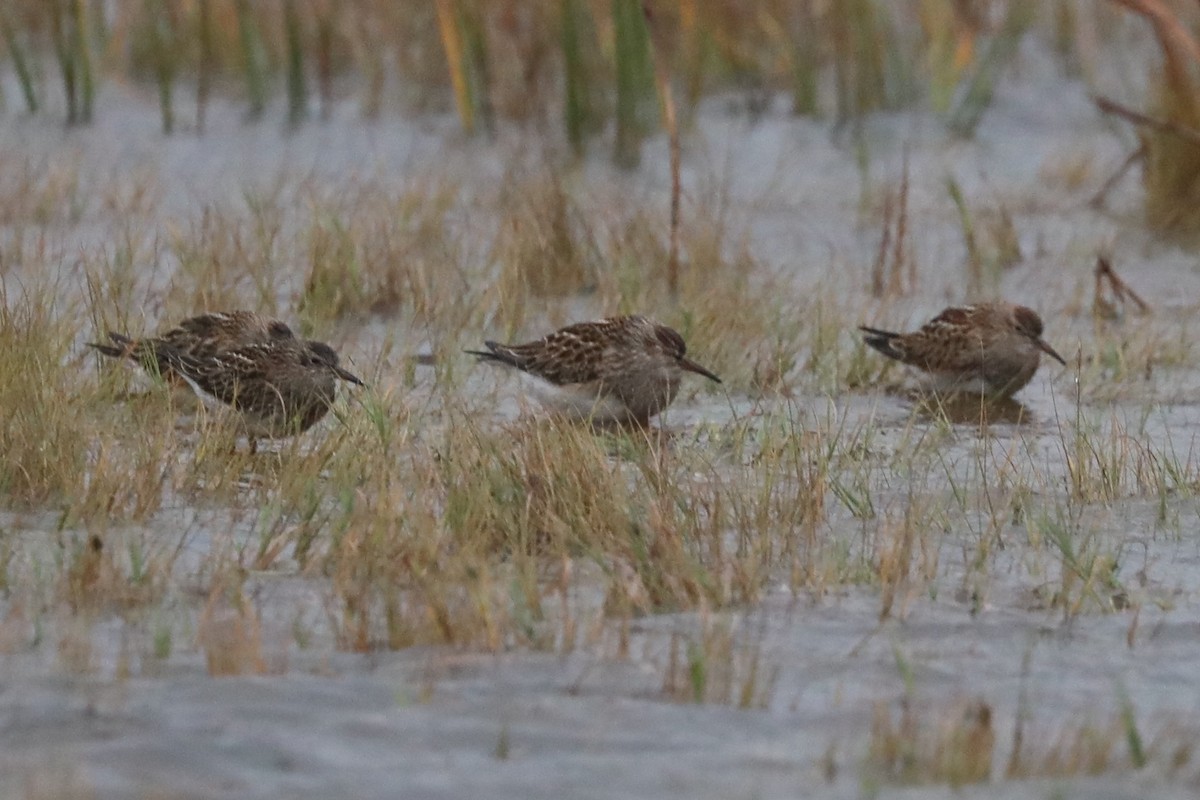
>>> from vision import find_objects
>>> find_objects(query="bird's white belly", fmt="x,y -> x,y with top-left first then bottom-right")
519,374 -> 631,423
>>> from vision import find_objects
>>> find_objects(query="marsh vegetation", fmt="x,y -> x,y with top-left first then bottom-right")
4,1 -> 1200,797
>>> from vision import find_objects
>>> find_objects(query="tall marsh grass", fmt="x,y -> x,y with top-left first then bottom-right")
0,80 -> 1195,798
0,289 -> 87,505
0,2 -> 1080,152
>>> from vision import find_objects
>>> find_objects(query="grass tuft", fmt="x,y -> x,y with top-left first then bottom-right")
0,289 -> 87,506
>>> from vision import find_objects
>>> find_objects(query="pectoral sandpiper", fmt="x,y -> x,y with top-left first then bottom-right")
859,302 -> 1066,398
90,312 -> 363,449
467,314 -> 721,426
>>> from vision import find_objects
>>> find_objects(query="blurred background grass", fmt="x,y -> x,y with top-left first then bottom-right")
6,1 -> 1200,230
0,1 -> 1113,141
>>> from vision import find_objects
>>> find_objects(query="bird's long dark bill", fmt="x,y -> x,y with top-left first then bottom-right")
680,357 -> 722,383
334,365 -> 366,385
1037,339 -> 1067,366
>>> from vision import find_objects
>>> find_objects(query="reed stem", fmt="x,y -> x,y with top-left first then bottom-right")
356,6 -> 384,119
612,0 -> 654,168
235,0 -> 267,120
0,7 -> 37,114
284,0 -> 308,127
947,0 -> 1035,137
197,0 -> 214,132
436,0 -> 473,134
70,0 -> 93,123
644,3 -> 680,294
49,1 -> 78,125
790,2 -> 820,116
460,3 -> 493,136
147,0 -> 176,134
561,0 -> 595,154
316,9 -> 334,121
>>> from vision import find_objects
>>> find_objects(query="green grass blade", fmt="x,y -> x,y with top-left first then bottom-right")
70,0 -> 93,123
947,0 -> 1035,137
49,1 -> 78,125
284,0 -> 307,128
0,7 -> 38,114
612,0 -> 655,168
235,0 -> 267,120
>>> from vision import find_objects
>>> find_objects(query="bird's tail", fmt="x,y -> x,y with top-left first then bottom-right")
89,334 -> 190,389
465,342 -> 525,370
88,332 -> 137,359
858,326 -> 905,361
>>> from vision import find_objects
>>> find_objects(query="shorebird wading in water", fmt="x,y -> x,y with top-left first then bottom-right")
467,314 -> 721,426
859,301 -> 1066,399
90,311 -> 363,449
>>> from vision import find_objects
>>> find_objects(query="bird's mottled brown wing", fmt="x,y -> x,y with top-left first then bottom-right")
907,306 -> 992,371
498,333 -> 602,385
166,312 -> 293,349
923,306 -> 975,332
170,341 -> 339,434
497,318 -> 637,386
169,343 -> 288,415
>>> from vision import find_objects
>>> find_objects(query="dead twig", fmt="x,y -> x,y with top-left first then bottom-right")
1094,95 -> 1200,146
1088,144 -> 1146,209
1107,0 -> 1200,107
644,3 -> 681,296
870,152 -> 913,298
1094,255 -> 1151,319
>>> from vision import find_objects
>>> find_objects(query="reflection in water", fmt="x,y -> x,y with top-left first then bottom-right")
908,391 -> 1034,427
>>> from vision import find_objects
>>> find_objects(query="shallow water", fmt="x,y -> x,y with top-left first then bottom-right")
6,35 -> 1200,798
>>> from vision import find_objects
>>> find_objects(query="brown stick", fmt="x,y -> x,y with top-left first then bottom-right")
197,0 -> 213,133
1106,0 -> 1200,108
1094,95 -> 1200,145
644,3 -> 681,296
1108,0 -> 1200,63
1088,143 -> 1146,209
1096,255 -> 1151,313
870,194 -> 892,298
317,9 -> 335,122
893,150 -> 911,296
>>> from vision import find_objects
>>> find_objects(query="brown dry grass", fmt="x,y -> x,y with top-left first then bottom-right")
1,10 -> 1200,790
0,151 -> 1189,670
866,693 -> 1197,786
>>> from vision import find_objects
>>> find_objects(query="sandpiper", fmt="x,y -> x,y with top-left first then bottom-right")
90,312 -> 363,448
90,311 -> 296,384
859,301 -> 1066,398
467,314 -> 721,426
